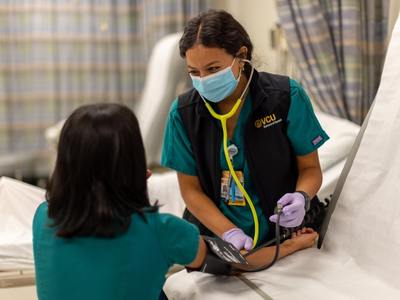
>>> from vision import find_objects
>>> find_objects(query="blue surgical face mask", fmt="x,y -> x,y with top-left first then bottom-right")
190,58 -> 241,103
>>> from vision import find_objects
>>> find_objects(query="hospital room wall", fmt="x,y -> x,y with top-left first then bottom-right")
210,0 -> 293,75
389,0 -> 400,37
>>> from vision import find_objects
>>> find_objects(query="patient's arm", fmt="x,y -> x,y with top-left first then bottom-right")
233,228 -> 318,271
186,237 -> 207,269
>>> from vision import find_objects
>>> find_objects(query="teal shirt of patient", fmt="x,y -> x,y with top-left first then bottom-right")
33,202 -> 199,300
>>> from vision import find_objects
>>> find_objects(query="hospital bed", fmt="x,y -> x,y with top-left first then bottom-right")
0,109 -> 360,273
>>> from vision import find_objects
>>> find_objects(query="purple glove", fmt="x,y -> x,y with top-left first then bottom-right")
222,228 -> 253,251
269,192 -> 306,227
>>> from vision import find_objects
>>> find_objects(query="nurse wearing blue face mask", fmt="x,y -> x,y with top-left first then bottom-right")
190,57 -> 242,102
161,9 -> 329,251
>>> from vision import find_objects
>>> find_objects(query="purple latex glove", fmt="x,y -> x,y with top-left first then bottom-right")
269,192 -> 306,227
222,228 -> 253,251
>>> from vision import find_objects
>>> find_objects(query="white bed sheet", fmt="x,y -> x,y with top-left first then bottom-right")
316,112 -> 360,171
0,177 -> 44,271
166,249 -> 400,300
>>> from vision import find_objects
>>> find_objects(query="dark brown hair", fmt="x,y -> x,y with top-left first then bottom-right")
46,103 -> 156,238
179,9 -> 254,77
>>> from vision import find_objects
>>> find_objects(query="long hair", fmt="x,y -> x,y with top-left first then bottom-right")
179,9 -> 254,78
46,103 -> 156,238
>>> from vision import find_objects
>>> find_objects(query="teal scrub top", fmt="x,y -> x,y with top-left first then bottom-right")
33,202 -> 199,300
161,79 -> 329,245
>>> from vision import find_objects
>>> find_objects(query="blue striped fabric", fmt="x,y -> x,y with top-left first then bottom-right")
0,0 -> 205,155
276,0 -> 389,124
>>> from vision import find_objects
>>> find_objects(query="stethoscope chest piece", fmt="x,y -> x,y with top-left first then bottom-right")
227,144 -> 238,160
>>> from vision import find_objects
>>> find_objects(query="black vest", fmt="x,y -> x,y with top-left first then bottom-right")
178,71 -> 300,241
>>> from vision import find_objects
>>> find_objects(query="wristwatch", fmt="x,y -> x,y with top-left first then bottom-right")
296,191 -> 311,212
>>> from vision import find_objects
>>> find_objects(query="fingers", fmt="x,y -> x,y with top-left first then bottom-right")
269,214 -> 298,227
310,234 -> 319,247
282,203 -> 302,214
298,227 -> 315,233
146,169 -> 152,179
279,217 -> 303,228
292,229 -> 318,239
270,212 -> 304,227
231,239 -> 244,250
277,193 -> 293,206
269,214 -> 278,223
272,213 -> 296,223
307,232 -> 319,247
244,237 -> 253,251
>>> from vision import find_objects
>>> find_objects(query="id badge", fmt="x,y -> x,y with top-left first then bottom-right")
221,170 -> 246,206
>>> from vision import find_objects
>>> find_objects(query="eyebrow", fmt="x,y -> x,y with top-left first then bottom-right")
187,61 -> 221,69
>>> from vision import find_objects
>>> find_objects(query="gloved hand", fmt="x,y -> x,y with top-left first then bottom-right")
269,192 -> 306,227
222,227 -> 253,251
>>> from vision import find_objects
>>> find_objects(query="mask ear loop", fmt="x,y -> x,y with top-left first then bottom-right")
202,61 -> 259,249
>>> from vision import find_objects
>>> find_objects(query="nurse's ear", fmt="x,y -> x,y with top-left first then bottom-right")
236,46 -> 248,68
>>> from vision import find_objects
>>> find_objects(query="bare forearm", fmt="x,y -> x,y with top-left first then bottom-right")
295,151 -> 323,199
187,237 -> 207,269
248,242 -> 297,263
233,242 -> 299,271
295,166 -> 322,199
233,228 -> 318,271
184,190 -> 236,237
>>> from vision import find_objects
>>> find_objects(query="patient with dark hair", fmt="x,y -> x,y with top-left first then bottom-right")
32,103 -> 318,300
32,103 -> 206,300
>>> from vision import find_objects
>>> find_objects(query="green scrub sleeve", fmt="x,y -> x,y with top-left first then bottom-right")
287,79 -> 329,155
161,99 -> 197,176
156,213 -> 200,265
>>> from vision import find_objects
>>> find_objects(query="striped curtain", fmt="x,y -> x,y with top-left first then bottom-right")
276,0 -> 389,124
0,0 -> 205,155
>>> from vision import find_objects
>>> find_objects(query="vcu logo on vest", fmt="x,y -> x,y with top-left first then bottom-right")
254,114 -> 282,129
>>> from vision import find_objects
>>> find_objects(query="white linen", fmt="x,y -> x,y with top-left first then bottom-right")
321,13 -> 400,288
147,171 -> 186,216
0,177 -> 44,270
316,112 -> 360,171
315,111 -> 360,201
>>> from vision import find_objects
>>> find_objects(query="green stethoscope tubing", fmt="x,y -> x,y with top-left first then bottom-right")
202,61 -> 259,249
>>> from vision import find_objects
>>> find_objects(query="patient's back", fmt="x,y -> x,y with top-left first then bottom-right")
33,202 -> 199,300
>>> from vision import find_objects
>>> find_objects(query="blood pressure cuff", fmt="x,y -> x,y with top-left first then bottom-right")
186,236 -> 249,275
186,199 -> 329,276
302,197 -> 329,233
